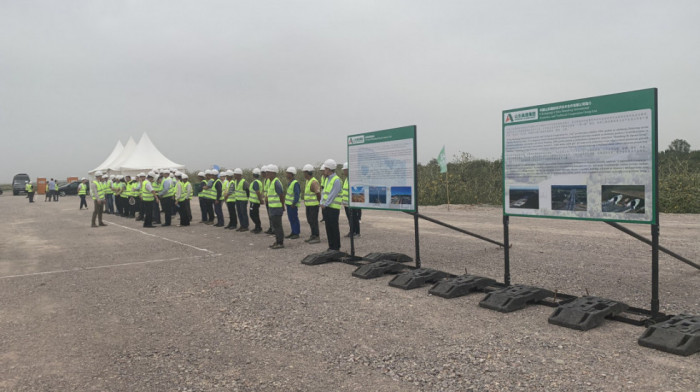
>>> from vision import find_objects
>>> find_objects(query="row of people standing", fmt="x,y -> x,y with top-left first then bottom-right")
177,158 -> 359,251
86,158 -> 360,252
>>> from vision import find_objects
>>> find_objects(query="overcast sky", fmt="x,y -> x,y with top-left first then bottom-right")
2,0 -> 699,182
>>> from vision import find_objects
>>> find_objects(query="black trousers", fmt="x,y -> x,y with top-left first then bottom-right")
143,200 -> 154,226
344,207 -> 361,235
271,214 -> 284,244
205,199 -> 215,222
178,199 -> 190,226
161,197 -> 173,225
226,201 -> 238,228
249,203 -> 261,230
79,195 -> 88,209
324,207 -> 341,250
306,205 -> 319,237
199,197 -> 208,221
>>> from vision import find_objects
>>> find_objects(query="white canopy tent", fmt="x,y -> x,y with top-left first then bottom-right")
117,133 -> 185,176
106,136 -> 137,174
89,140 -> 123,175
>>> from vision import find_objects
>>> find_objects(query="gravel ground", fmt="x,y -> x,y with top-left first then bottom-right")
0,195 -> 698,391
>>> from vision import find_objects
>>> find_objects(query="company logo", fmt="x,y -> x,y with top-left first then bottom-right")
348,135 -> 365,145
504,109 -> 538,123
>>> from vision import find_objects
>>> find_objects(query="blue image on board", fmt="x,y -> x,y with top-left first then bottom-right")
369,186 -> 387,204
390,186 -> 412,205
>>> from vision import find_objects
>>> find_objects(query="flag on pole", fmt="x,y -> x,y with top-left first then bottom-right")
437,146 -> 447,173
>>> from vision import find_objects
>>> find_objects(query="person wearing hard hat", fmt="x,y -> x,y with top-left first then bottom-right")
104,175 -> 115,213
158,170 -> 176,226
140,172 -> 159,228
78,177 -> 89,210
223,170 -> 238,230
320,159 -> 343,251
195,171 -> 208,223
25,181 -> 35,203
90,172 -> 107,227
284,167 -> 301,239
263,165 -> 274,235
201,169 -> 216,225
266,165 -> 286,249
211,169 -> 225,227
302,164 -> 321,243
342,162 -> 361,238
319,164 -> 327,223
233,168 -> 250,232
175,172 -> 192,226
248,168 -> 264,233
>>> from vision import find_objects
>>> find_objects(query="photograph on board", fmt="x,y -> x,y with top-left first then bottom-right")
390,186 -> 412,205
368,186 -> 387,204
509,186 -> 539,209
351,186 -> 365,203
602,185 -> 645,213
551,185 -> 587,211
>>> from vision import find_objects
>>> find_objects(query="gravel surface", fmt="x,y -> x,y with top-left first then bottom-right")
1,195 -> 698,391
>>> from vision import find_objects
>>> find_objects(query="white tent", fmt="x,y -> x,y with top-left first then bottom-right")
89,140 -> 123,174
117,133 -> 185,176
106,136 -> 137,173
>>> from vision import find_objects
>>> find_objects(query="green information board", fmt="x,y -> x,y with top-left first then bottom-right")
347,126 -> 417,212
502,88 -> 657,224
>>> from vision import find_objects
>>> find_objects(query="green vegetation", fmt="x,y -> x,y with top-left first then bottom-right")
417,140 -> 700,213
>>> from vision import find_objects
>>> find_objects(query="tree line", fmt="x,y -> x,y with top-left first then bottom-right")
418,139 -> 700,213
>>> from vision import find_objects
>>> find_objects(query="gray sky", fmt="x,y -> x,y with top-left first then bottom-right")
2,0 -> 699,182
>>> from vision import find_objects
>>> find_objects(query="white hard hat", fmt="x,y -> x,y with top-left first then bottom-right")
323,159 -> 337,170
197,171 -> 205,177
252,168 -> 261,175
109,175 -> 115,179
204,169 -> 212,175
268,164 -> 279,172
138,172 -> 146,177
226,170 -> 234,176
211,169 -> 219,176
95,171 -> 103,176
180,172 -> 188,179
343,162 -> 348,170
286,166 -> 297,174
320,164 -> 326,170
233,168 -> 243,175
81,177 -> 86,181
303,164 -> 314,172
147,171 -> 155,177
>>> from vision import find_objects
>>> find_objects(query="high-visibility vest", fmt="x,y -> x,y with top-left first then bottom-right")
285,179 -> 300,207
184,182 -> 192,199
263,178 -> 270,199
202,179 -> 217,200
141,180 -> 154,201
249,179 -> 262,204
78,183 -> 87,196
105,180 -> 114,194
320,176 -> 327,190
164,178 -> 176,197
152,180 -> 163,199
235,179 -> 247,202
341,178 -> 349,205
119,182 -> 128,198
222,179 -> 230,200
226,180 -> 237,202
267,178 -> 283,208
26,183 -> 33,192
177,181 -> 187,202
304,178 -> 319,206
91,180 -> 105,200
322,175 -> 342,209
